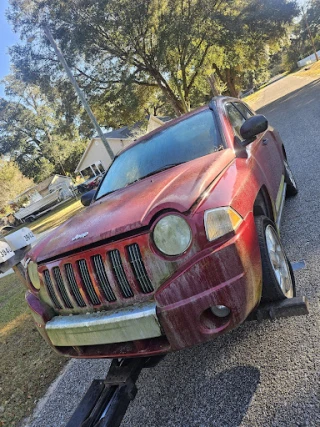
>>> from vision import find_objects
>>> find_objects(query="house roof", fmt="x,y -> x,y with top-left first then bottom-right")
102,122 -> 143,139
36,175 -> 56,193
98,117 -> 171,139
11,175 -> 70,201
76,116 -> 172,173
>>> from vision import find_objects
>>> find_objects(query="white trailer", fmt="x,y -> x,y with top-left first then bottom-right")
14,189 -> 63,222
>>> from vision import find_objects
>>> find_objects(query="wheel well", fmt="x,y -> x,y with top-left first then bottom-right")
253,187 -> 274,222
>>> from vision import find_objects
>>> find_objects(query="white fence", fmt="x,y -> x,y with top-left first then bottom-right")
297,50 -> 320,68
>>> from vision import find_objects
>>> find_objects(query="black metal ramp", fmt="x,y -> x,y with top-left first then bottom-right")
248,296 -> 309,321
66,357 -> 164,427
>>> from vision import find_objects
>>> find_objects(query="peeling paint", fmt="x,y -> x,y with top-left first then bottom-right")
24,97 -> 287,359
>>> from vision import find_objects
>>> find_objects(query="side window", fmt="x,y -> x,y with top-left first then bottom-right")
225,103 -> 246,137
233,102 -> 254,119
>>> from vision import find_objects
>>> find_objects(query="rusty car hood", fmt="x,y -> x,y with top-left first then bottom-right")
31,149 -> 235,262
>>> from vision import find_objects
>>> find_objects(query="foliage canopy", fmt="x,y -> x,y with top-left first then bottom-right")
0,74 -> 87,182
0,159 -> 34,213
8,0 -> 298,113
0,0 -> 299,186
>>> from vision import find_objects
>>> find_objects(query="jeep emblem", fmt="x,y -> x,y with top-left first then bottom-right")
72,232 -> 88,241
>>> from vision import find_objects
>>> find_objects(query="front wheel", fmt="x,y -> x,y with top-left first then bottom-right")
284,159 -> 298,197
255,215 -> 296,303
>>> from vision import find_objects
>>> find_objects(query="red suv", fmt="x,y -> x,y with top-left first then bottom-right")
23,97 -> 298,359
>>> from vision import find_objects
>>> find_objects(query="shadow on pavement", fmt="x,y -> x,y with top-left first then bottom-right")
123,363 -> 260,427
257,78 -> 320,115
196,365 -> 261,427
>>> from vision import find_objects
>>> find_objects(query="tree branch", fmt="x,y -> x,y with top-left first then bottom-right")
187,44 -> 211,91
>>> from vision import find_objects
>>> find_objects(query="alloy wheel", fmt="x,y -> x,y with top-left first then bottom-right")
265,225 -> 294,298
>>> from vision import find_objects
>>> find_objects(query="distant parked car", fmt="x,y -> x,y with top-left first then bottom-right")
21,96 -> 298,359
76,175 -> 103,194
87,175 -> 103,190
75,180 -> 91,195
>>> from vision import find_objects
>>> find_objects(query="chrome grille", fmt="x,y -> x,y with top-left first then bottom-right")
43,243 -> 153,310
65,264 -> 86,307
78,259 -> 101,305
52,267 -> 73,308
109,250 -> 134,298
128,244 -> 154,293
43,270 -> 62,309
92,255 -> 116,302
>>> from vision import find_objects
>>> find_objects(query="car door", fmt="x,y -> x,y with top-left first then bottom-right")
225,101 -> 284,206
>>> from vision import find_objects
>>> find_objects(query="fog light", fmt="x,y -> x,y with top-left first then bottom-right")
210,305 -> 230,318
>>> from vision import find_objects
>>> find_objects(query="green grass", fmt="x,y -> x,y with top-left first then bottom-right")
243,72 -> 289,107
0,198 -> 84,424
0,197 -> 85,425
28,198 -> 84,235
0,276 -> 28,327
294,60 -> 320,78
0,274 -> 67,426
242,89 -> 264,106
9,198 -> 84,236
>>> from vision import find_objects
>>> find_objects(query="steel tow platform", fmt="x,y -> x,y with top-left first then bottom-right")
65,356 -> 164,427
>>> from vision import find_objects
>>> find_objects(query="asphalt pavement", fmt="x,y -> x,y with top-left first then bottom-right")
25,75 -> 320,427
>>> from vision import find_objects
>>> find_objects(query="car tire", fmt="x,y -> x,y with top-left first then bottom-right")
255,215 -> 296,303
25,215 -> 35,223
284,159 -> 298,197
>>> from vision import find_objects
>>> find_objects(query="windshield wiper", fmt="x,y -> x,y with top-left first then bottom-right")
137,162 -> 186,181
97,162 -> 185,200
124,163 -> 185,188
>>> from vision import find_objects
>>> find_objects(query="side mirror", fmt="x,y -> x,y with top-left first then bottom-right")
81,189 -> 95,207
240,115 -> 268,144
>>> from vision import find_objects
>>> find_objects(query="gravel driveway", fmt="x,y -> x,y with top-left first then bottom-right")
26,75 -> 320,427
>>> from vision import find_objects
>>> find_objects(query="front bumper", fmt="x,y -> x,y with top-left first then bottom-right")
45,302 -> 162,347
27,212 -> 262,358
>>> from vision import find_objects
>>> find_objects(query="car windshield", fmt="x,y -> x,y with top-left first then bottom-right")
96,109 -> 223,199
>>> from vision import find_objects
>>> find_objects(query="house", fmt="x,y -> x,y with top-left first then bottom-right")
35,175 -> 74,197
75,116 -> 171,179
11,174 -> 74,206
10,175 -> 74,223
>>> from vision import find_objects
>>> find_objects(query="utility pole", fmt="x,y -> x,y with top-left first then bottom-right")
302,8 -> 319,62
42,25 -> 115,161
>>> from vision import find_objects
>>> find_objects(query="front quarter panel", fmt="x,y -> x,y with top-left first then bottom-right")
195,157 -> 264,220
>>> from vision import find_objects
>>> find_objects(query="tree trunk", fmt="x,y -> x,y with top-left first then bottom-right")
207,73 -> 220,96
151,71 -> 187,116
225,69 -> 238,98
161,86 -> 187,115
158,85 -> 186,115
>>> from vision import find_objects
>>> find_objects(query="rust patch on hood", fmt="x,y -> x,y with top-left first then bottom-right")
30,150 -> 235,263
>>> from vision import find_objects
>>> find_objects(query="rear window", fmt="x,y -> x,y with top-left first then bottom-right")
96,109 -> 223,199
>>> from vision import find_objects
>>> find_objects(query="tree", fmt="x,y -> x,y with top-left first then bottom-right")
8,0 -> 224,114
282,1 -> 320,72
210,0 -> 299,95
7,0 -> 298,115
0,159 -> 34,213
0,74 -> 87,182
305,0 -> 320,48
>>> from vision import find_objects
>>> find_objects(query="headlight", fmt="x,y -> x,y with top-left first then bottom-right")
27,260 -> 41,290
204,207 -> 242,241
153,215 -> 192,256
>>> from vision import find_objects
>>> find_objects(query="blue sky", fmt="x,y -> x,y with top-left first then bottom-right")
0,0 -> 18,95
